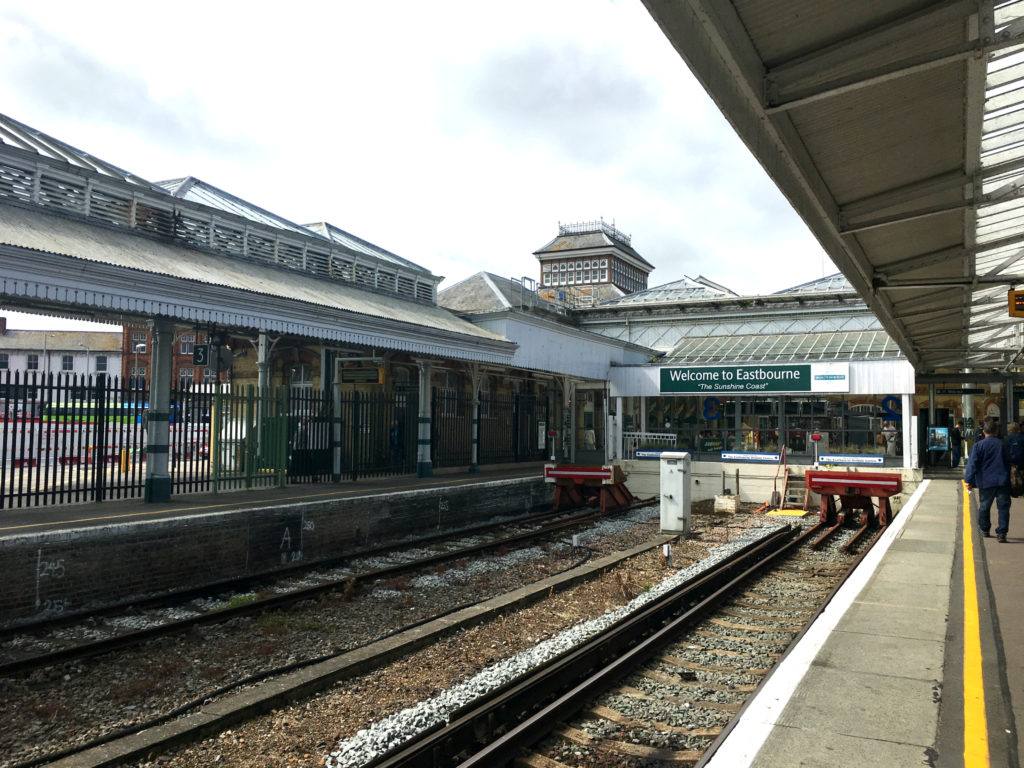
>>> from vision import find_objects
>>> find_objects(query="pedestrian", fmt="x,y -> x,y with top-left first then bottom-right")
290,414 -> 312,482
1008,421 -> 1024,474
949,421 -> 963,467
881,421 -> 898,456
964,417 -> 1011,542
390,419 -> 403,466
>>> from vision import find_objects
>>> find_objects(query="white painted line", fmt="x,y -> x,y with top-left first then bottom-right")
702,479 -> 931,767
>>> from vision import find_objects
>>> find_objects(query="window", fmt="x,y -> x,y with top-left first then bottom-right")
601,269 -> 608,281
27,354 -> 38,370
130,366 -> 146,390
542,263 -> 551,273
290,364 -> 312,396
95,355 -> 107,372
543,274 -> 551,286
179,367 -> 194,389
180,334 -> 195,355
132,331 -> 146,342
204,368 -> 213,380
439,371 -> 460,416
61,354 -> 73,371
0,353 -> 7,369
479,376 -> 491,418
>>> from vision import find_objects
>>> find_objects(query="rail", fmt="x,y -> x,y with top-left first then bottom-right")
368,524 -> 799,767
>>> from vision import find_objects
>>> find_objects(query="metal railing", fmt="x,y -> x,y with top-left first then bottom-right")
0,374 -> 543,509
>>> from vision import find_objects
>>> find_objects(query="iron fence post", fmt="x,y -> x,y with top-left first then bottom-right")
93,372 -> 108,502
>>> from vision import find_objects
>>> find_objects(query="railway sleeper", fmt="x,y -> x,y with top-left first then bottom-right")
586,704 -> 723,737
556,725 -> 704,763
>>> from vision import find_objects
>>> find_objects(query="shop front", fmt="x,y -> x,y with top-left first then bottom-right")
611,359 -> 917,469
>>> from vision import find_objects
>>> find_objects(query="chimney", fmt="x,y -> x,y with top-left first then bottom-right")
0,316 -> 6,334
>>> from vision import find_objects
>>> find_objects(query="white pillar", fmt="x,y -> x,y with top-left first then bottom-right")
257,331 -> 270,394
902,393 -> 914,470
145,319 -> 173,502
561,377 -> 576,463
417,361 -> 433,477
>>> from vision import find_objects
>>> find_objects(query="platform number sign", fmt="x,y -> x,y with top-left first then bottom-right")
192,344 -> 210,366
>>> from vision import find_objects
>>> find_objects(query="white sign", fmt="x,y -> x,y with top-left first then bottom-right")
819,453 -> 885,466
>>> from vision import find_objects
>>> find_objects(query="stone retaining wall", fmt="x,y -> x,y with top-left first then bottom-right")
0,477 -> 552,629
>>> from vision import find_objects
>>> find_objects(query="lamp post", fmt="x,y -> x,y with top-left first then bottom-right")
133,342 -> 146,391
77,342 -> 91,378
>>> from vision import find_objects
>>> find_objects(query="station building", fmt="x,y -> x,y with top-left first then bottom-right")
0,109 -> 997,506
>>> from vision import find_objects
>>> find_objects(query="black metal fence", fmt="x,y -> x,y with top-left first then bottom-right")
1,371 -> 149,508
1,371 -> 542,509
479,393 -> 548,464
336,390 -> 419,480
432,389 -> 473,468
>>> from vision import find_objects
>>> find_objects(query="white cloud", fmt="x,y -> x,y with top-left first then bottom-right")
0,0 -> 833,332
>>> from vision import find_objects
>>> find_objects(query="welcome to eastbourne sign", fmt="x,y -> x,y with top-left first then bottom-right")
660,362 -> 850,394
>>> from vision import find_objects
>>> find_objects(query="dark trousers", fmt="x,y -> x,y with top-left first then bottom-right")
977,485 -> 1010,535
952,445 -> 961,466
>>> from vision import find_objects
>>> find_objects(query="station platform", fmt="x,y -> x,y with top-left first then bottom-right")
705,477 -> 1022,768
0,461 -> 548,537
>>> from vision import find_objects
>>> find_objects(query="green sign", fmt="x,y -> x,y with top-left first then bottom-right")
661,364 -> 814,394
341,367 -> 381,384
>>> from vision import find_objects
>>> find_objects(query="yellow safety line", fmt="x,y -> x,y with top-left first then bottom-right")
0,474 -> 500,533
962,480 -> 990,765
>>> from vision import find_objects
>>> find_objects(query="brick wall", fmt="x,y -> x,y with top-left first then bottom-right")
0,477 -> 553,629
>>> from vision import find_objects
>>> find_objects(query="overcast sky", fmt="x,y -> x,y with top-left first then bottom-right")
0,0 -> 834,330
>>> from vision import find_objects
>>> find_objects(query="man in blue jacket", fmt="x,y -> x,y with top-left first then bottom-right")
965,417 -> 1011,542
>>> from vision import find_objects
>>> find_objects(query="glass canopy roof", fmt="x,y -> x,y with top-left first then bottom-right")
662,328 -> 902,365
972,2 -> 1024,368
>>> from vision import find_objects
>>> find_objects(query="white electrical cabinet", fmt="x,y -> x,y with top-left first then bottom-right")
659,451 -> 692,535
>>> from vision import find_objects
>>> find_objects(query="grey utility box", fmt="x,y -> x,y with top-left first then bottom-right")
660,451 -> 692,535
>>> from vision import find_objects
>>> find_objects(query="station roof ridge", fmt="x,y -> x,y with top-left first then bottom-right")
302,221 -> 432,276
0,112 -> 163,193
157,176 -> 321,240
595,274 -> 738,306
770,273 -> 853,297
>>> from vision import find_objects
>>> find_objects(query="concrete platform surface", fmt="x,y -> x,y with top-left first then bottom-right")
704,478 -> 1022,768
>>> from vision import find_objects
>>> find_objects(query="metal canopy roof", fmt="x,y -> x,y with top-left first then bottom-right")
643,0 -> 1024,375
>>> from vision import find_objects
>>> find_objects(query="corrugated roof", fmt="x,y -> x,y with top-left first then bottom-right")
0,204 -> 505,345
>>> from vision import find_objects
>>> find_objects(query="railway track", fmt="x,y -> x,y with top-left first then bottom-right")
2,501 -> 675,768
333,519 -> 869,768
0,503 -> 645,676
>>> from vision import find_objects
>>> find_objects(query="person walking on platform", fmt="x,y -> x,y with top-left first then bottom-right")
950,421 -> 963,467
1007,421 -> 1024,476
965,417 -> 1011,542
